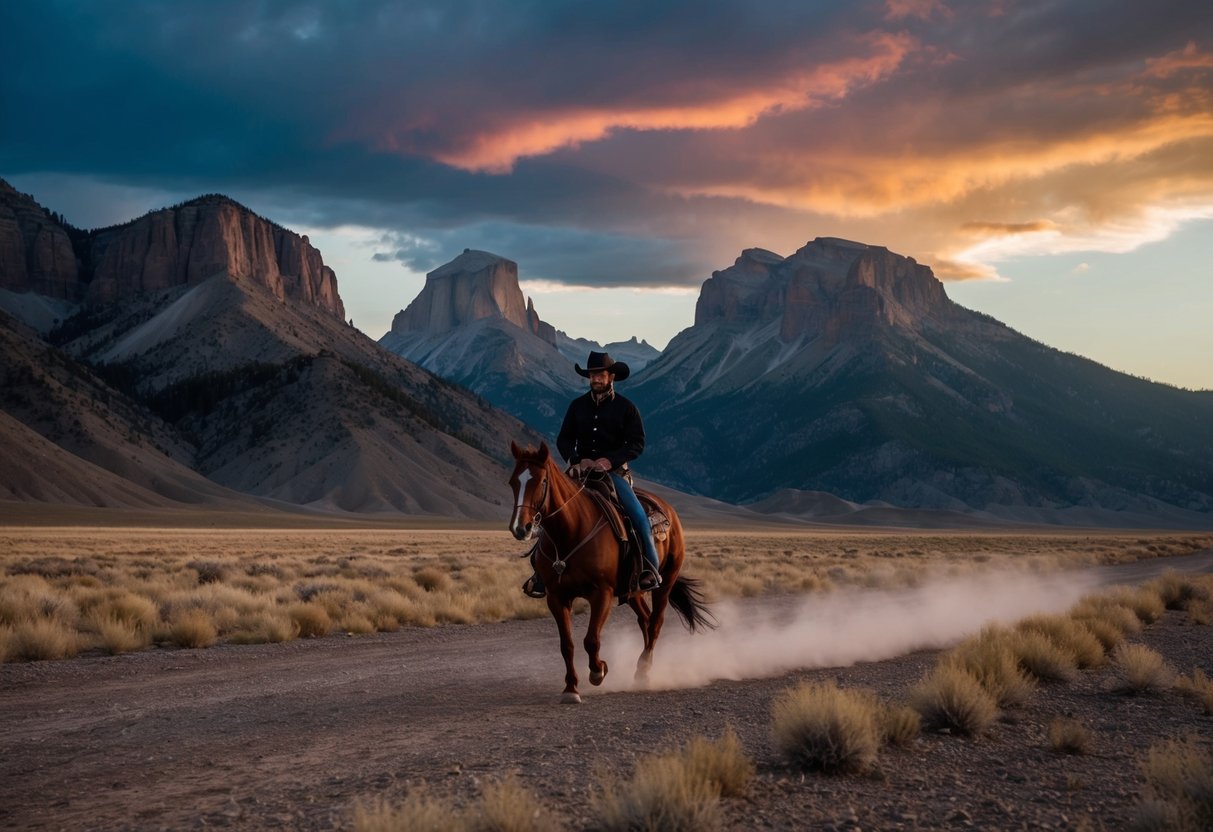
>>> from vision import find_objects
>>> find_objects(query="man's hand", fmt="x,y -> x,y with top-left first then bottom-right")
591,457 -> 612,471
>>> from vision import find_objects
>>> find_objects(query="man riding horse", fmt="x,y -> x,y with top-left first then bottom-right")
523,351 -> 663,597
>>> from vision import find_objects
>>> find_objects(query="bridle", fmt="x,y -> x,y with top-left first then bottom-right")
514,462 -> 606,580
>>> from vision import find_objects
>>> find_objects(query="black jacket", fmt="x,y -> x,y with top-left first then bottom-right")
556,390 -> 645,471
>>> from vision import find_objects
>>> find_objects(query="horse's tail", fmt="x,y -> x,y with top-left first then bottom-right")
668,576 -> 717,633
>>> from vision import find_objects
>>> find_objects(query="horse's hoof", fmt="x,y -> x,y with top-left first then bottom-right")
590,661 -> 608,686
561,691 -> 582,704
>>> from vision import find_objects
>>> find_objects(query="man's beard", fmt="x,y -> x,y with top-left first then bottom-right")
590,381 -> 611,396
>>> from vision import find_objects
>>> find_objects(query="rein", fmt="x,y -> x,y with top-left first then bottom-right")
521,467 -> 604,582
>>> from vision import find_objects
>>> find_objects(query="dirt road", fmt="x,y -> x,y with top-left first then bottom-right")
2,552 -> 1212,830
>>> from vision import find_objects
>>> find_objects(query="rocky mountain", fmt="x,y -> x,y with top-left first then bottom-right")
0,179 -> 80,301
0,182 -> 541,519
380,249 -> 661,435
380,250 -> 567,433
629,238 -> 1213,526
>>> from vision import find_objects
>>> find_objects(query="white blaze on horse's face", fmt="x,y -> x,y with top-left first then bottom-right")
509,468 -> 535,540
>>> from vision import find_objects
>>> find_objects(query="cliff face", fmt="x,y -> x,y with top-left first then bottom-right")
0,182 -> 346,321
390,249 -> 554,345
0,180 -> 80,299
86,196 -> 344,319
694,238 -> 953,343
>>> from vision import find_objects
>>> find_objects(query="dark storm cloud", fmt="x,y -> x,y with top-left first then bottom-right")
1,0 -> 1211,288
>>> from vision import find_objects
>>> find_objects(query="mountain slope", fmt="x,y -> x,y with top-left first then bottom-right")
379,249 -> 583,433
630,239 -> 1213,523
0,186 -> 543,519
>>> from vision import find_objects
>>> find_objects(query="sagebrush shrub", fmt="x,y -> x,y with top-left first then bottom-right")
1017,614 -> 1106,669
1132,737 -> 1213,832
594,754 -> 722,832
1008,629 -> 1078,683
682,728 -> 755,798
1177,669 -> 1213,715
771,681 -> 881,773
946,627 -> 1037,706
1048,717 -> 1092,754
1112,644 -> 1174,694
288,602 -> 332,638
910,665 -> 998,735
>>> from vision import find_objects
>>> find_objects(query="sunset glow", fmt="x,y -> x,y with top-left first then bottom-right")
1,0 -> 1210,386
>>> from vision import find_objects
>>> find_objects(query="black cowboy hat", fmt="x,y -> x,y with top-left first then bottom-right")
575,351 -> 630,381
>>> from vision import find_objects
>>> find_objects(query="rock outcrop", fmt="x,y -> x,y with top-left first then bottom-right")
390,249 -> 555,346
86,196 -> 344,319
0,179 -> 80,299
695,238 -> 953,343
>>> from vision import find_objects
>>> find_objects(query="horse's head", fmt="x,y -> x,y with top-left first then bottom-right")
508,440 -> 553,540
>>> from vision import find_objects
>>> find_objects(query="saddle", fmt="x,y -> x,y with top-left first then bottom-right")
578,470 -> 670,601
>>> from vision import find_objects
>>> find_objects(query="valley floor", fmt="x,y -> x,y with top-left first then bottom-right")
1,548 -> 1211,830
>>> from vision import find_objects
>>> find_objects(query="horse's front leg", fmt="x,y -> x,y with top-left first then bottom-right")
547,594 -> 581,704
585,585 -> 614,687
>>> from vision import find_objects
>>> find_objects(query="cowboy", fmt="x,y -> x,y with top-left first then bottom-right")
523,351 -> 663,597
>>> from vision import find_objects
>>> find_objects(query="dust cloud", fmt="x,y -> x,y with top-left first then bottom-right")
601,569 -> 1101,692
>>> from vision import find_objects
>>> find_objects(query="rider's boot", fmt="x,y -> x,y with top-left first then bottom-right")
522,571 -> 546,598
637,534 -> 662,592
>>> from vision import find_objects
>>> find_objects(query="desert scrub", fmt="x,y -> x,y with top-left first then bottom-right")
680,728 -> 755,798
910,665 -> 998,735
1177,669 -> 1213,715
352,777 -> 559,832
168,608 -> 218,649
944,626 -> 1036,706
1111,644 -> 1175,694
880,704 -> 921,746
3,617 -> 80,661
593,752 -> 722,832
1131,737 -> 1213,832
1016,614 -> 1106,669
770,681 -> 881,773
1147,571 -> 1209,611
1007,629 -> 1079,683
1048,717 -> 1092,754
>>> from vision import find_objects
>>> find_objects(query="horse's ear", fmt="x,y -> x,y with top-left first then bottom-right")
510,440 -> 522,459
538,441 -> 550,463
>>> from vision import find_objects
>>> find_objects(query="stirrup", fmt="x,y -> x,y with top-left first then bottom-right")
637,570 -> 661,592
522,574 -> 546,598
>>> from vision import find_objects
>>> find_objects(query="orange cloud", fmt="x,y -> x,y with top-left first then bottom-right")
421,32 -> 917,173
960,220 -> 1058,236
1144,41 -> 1213,78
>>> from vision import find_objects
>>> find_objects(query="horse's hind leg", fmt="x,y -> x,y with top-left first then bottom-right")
547,595 -> 581,704
584,586 -> 613,687
627,594 -> 654,683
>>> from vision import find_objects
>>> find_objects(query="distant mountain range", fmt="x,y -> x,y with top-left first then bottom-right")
3,176 -> 1210,527
627,240 -> 1213,526
0,179 -> 540,519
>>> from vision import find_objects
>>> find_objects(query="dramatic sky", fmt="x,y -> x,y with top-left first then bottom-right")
2,0 -> 1211,388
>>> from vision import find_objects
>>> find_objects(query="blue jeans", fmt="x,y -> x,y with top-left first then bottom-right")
610,473 -> 661,573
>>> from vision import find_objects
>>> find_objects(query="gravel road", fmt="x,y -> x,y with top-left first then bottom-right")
2,551 -> 1211,830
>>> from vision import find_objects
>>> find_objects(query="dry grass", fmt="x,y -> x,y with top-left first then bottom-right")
880,704 -> 922,746
909,665 -> 999,735
169,608 -> 218,649
1147,571 -> 1210,611
1007,629 -> 1079,683
1,527 -> 1209,661
1048,717 -> 1092,754
3,617 -> 79,661
1016,614 -> 1107,669
351,777 -> 559,832
944,626 -> 1037,706
1177,669 -> 1213,716
770,681 -> 882,773
1111,644 -> 1175,694
1131,737 -> 1213,832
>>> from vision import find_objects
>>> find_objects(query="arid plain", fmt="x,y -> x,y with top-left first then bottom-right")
2,521 -> 1212,830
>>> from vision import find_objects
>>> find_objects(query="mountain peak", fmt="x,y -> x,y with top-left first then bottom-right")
696,236 -> 950,337
390,249 -> 558,347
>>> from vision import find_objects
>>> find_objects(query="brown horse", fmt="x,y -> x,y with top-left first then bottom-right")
508,441 -> 714,703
